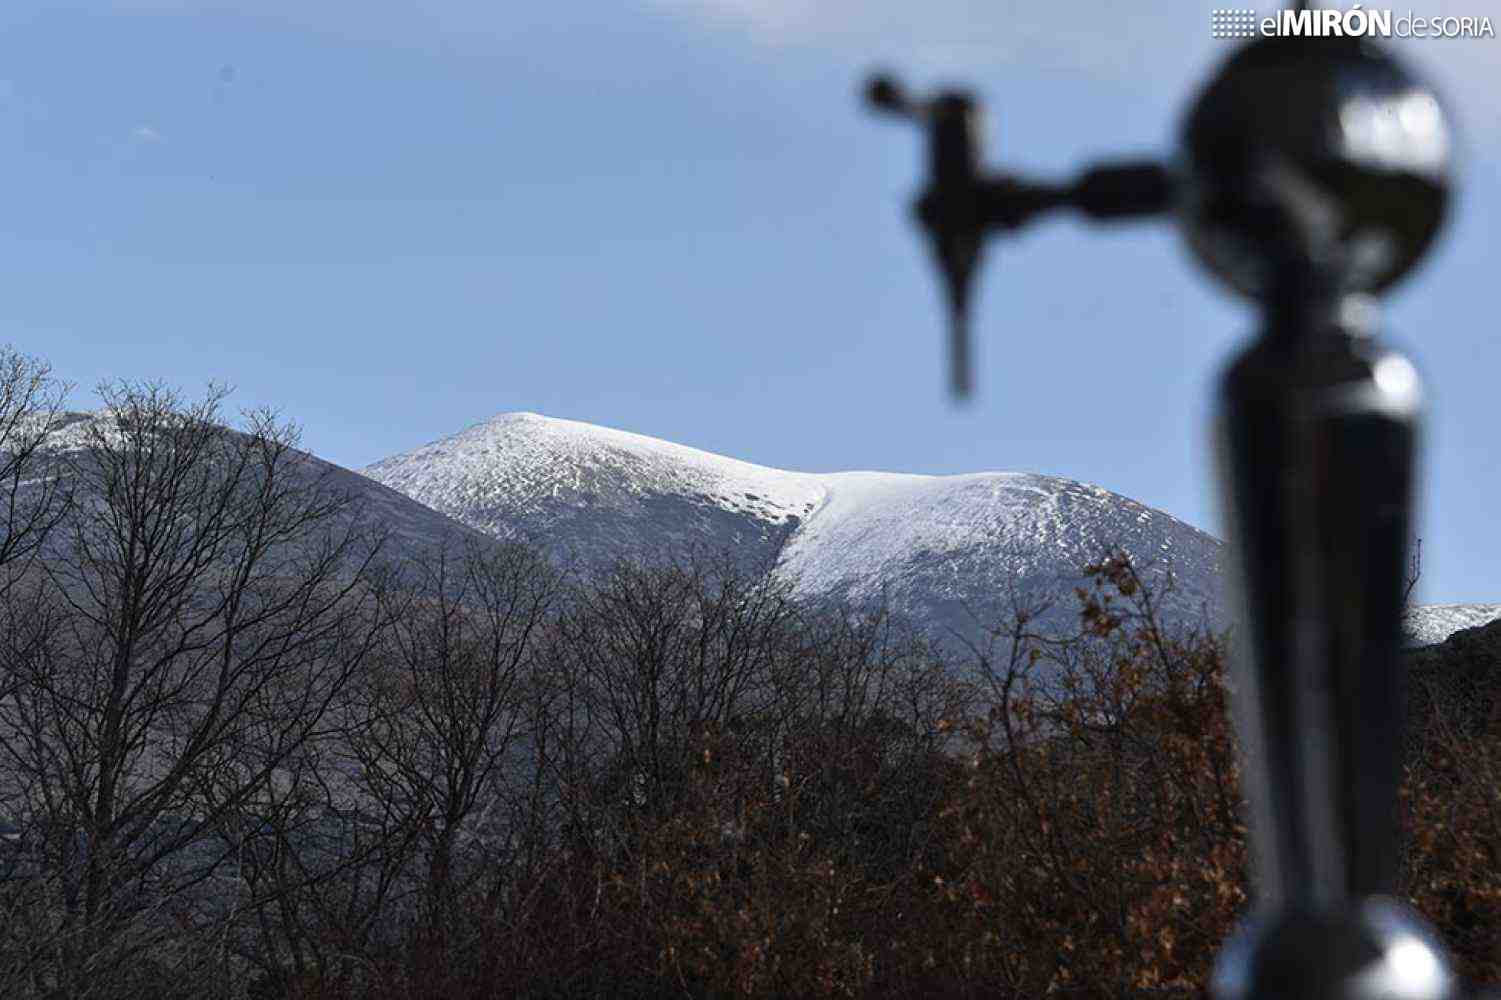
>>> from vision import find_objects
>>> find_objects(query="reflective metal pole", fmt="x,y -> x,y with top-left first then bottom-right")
1185,34 -> 1457,1000
867,23 -> 1464,1000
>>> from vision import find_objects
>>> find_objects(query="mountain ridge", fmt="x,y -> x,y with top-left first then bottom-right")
362,411 -> 1227,651
33,409 -> 498,571
361,410 -> 1498,651
28,408 -> 1495,650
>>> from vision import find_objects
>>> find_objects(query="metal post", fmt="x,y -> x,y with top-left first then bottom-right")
1188,33 -> 1457,1000
867,20 -> 1464,1000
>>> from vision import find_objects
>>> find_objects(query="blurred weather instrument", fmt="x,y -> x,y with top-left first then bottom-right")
867,4 -> 1467,998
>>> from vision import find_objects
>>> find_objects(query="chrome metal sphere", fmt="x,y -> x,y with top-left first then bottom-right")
1179,35 -> 1453,300
1212,898 -> 1457,1000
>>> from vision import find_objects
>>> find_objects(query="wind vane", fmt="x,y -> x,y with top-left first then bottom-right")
869,5 -> 1465,998
866,78 -> 1176,399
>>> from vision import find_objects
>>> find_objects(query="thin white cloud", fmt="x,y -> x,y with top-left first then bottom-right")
131,124 -> 164,143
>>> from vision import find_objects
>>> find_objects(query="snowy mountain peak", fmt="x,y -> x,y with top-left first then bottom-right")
364,413 -> 830,552
363,413 -> 1226,647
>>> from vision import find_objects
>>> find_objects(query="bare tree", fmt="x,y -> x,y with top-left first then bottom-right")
211,730 -> 425,999
547,553 -> 801,841
0,346 -> 71,595
0,380 -> 393,998
540,551 -> 967,889
357,539 -> 559,951
1404,536 -> 1423,607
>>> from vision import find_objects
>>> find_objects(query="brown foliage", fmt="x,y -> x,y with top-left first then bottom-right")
287,552 -> 1256,999
4,395 -> 1497,1000
1403,621 -> 1501,982
892,555 -> 1248,998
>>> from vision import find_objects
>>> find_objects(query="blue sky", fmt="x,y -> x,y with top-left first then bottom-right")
0,1 -> 1495,603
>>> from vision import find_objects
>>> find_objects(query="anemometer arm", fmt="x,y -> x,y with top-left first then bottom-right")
866,74 -> 1176,398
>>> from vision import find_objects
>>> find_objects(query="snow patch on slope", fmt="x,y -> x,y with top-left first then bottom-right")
1403,603 -> 1501,648
778,470 -> 1224,643
365,412 -> 826,527
364,413 -> 827,572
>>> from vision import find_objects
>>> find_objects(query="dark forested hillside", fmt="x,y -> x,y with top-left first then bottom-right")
1,364 -> 1495,998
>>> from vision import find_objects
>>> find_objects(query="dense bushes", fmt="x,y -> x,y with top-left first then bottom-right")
1405,622 -> 1501,981
0,364 -> 1496,998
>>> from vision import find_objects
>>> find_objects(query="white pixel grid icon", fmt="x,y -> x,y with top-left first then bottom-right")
1211,8 -> 1260,38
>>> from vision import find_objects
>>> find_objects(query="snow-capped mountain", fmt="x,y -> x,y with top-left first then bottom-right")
363,412 -> 1226,649
363,412 -> 823,576
25,408 -> 1492,652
